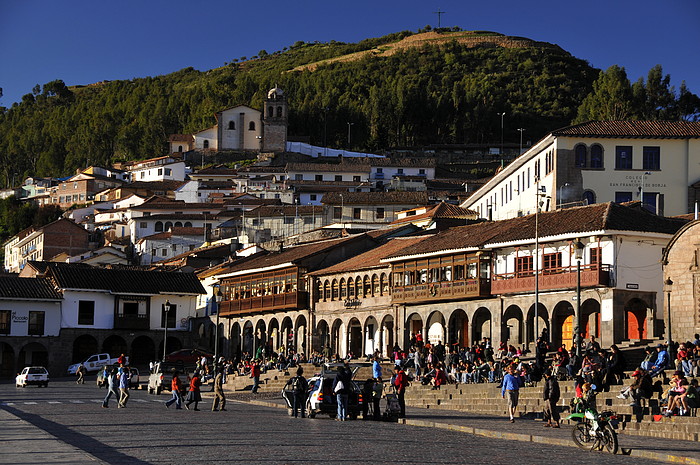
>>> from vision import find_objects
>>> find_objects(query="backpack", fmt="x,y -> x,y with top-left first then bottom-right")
291,376 -> 303,393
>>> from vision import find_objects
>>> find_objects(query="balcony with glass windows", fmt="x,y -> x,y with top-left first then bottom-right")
218,270 -> 306,316
391,253 -> 492,304
491,264 -> 610,294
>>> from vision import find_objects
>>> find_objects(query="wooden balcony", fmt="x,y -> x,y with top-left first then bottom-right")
392,278 -> 491,304
491,264 -> 610,295
219,291 -> 308,317
113,313 -> 150,330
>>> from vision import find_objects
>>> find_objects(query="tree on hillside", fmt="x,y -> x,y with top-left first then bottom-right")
574,65 -> 634,123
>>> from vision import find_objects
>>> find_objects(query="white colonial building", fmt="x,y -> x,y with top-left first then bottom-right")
461,121 -> 700,220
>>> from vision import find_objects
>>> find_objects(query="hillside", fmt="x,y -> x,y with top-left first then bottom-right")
0,28 -> 600,185
291,30 -> 564,72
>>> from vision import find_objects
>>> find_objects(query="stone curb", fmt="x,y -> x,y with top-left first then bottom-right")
229,398 -> 700,465
402,418 -> 700,465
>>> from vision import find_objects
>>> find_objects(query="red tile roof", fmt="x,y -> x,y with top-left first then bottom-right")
385,202 -> 688,260
553,121 -> 700,139
391,202 -> 478,225
308,236 -> 429,275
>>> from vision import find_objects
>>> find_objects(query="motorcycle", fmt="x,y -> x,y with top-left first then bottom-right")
567,389 -> 619,454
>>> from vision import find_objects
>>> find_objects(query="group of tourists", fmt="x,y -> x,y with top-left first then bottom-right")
100,363 -> 132,409
164,359 -> 227,411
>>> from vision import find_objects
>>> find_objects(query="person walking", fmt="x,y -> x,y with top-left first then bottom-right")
288,367 -> 308,418
212,369 -> 226,412
501,365 -> 522,423
102,366 -> 119,408
165,371 -> 183,409
250,360 -> 261,394
332,365 -> 351,421
76,363 -> 86,384
394,366 -> 410,418
542,369 -> 561,428
372,356 -> 383,380
372,377 -> 384,421
185,371 -> 202,411
117,365 -> 131,408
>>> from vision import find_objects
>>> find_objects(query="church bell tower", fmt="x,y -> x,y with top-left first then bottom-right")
262,86 -> 288,153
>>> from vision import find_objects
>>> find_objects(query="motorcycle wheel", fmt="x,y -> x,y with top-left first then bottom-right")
602,424 -> 619,455
571,423 -> 593,450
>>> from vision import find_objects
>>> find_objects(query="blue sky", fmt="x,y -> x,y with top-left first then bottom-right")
1,0 -> 698,107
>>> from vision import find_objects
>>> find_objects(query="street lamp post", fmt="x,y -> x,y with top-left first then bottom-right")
534,177 -> 548,350
664,277 -> 673,359
559,182 -> 571,208
213,284 -> 224,364
162,300 -> 171,362
517,128 -> 525,154
498,112 -> 506,156
640,171 -> 652,209
573,240 -> 585,358
347,122 -> 354,147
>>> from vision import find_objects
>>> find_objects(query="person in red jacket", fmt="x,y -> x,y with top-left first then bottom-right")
165,371 -> 183,409
432,362 -> 448,390
251,360 -> 261,394
185,371 -> 202,411
394,367 -> 410,418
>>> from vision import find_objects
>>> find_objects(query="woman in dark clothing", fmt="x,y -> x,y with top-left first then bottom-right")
185,371 -> 202,411
607,345 -> 626,385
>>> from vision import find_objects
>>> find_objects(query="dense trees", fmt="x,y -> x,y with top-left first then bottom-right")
0,30 -> 697,190
574,65 -> 700,123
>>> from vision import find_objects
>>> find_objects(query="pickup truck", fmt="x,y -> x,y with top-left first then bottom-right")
147,361 -> 187,395
67,353 -> 125,375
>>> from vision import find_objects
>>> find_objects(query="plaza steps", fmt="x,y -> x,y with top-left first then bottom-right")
403,376 -> 700,442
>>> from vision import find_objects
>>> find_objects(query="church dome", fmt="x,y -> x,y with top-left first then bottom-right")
267,87 -> 284,99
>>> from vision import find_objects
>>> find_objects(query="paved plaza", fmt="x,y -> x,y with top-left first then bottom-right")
0,379 -> 686,465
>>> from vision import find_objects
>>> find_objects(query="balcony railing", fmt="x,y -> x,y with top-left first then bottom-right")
491,264 -> 611,295
392,278 -> 491,304
114,313 -> 150,330
219,291 -> 308,317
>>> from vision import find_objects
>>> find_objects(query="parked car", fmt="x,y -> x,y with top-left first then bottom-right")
67,353 -> 125,375
148,361 -> 187,395
16,366 -> 49,388
287,362 -> 367,419
165,348 -> 213,366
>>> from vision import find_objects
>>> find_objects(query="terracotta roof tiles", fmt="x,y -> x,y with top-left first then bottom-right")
553,121 -> 700,139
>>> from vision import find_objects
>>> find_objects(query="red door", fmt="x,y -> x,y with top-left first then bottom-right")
626,309 -> 646,340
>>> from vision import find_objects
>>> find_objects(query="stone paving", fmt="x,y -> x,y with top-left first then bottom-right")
0,379 -> 693,465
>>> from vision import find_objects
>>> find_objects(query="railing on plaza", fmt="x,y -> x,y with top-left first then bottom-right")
491,263 -> 611,294
219,291 -> 308,316
392,278 -> 491,304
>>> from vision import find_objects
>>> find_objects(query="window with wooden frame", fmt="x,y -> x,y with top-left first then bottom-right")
516,256 -> 533,275
542,253 -> 562,273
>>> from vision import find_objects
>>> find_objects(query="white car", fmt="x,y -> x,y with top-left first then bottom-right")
16,366 -> 49,388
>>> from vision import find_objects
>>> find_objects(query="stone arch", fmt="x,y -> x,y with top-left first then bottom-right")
255,319 -> 267,357
316,319 -> 330,353
526,303 -> 550,344
471,306 -> 492,343
581,298 -> 601,339
102,335 -> 128,358
503,305 -> 524,346
339,278 -> 347,299
230,322 -> 242,360
551,300 -> 575,349
323,280 -> 330,301
355,276 -> 362,298
331,279 -> 339,301
276,106 -> 283,118
131,335 -> 156,365
155,221 -> 164,232
347,317 -> 362,357
371,274 -> 379,296
72,334 -> 99,363
18,342 -> 48,369
448,309 -> 469,347
280,316 -> 293,352
243,320 -> 254,356
380,273 -> 388,296
0,342 -> 16,378
363,275 -> 371,298
406,312 -> 424,349
159,336 -> 182,360
184,221 -> 192,227
574,143 -> 588,168
625,298 -> 649,340
363,315 -> 380,356
164,221 -> 173,231
331,318 -> 343,357
379,314 -> 394,357
295,314 -> 307,354
174,221 -> 183,228
426,311 -> 446,345
268,318 -> 280,351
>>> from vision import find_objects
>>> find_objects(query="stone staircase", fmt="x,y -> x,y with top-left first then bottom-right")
402,373 -> 700,442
